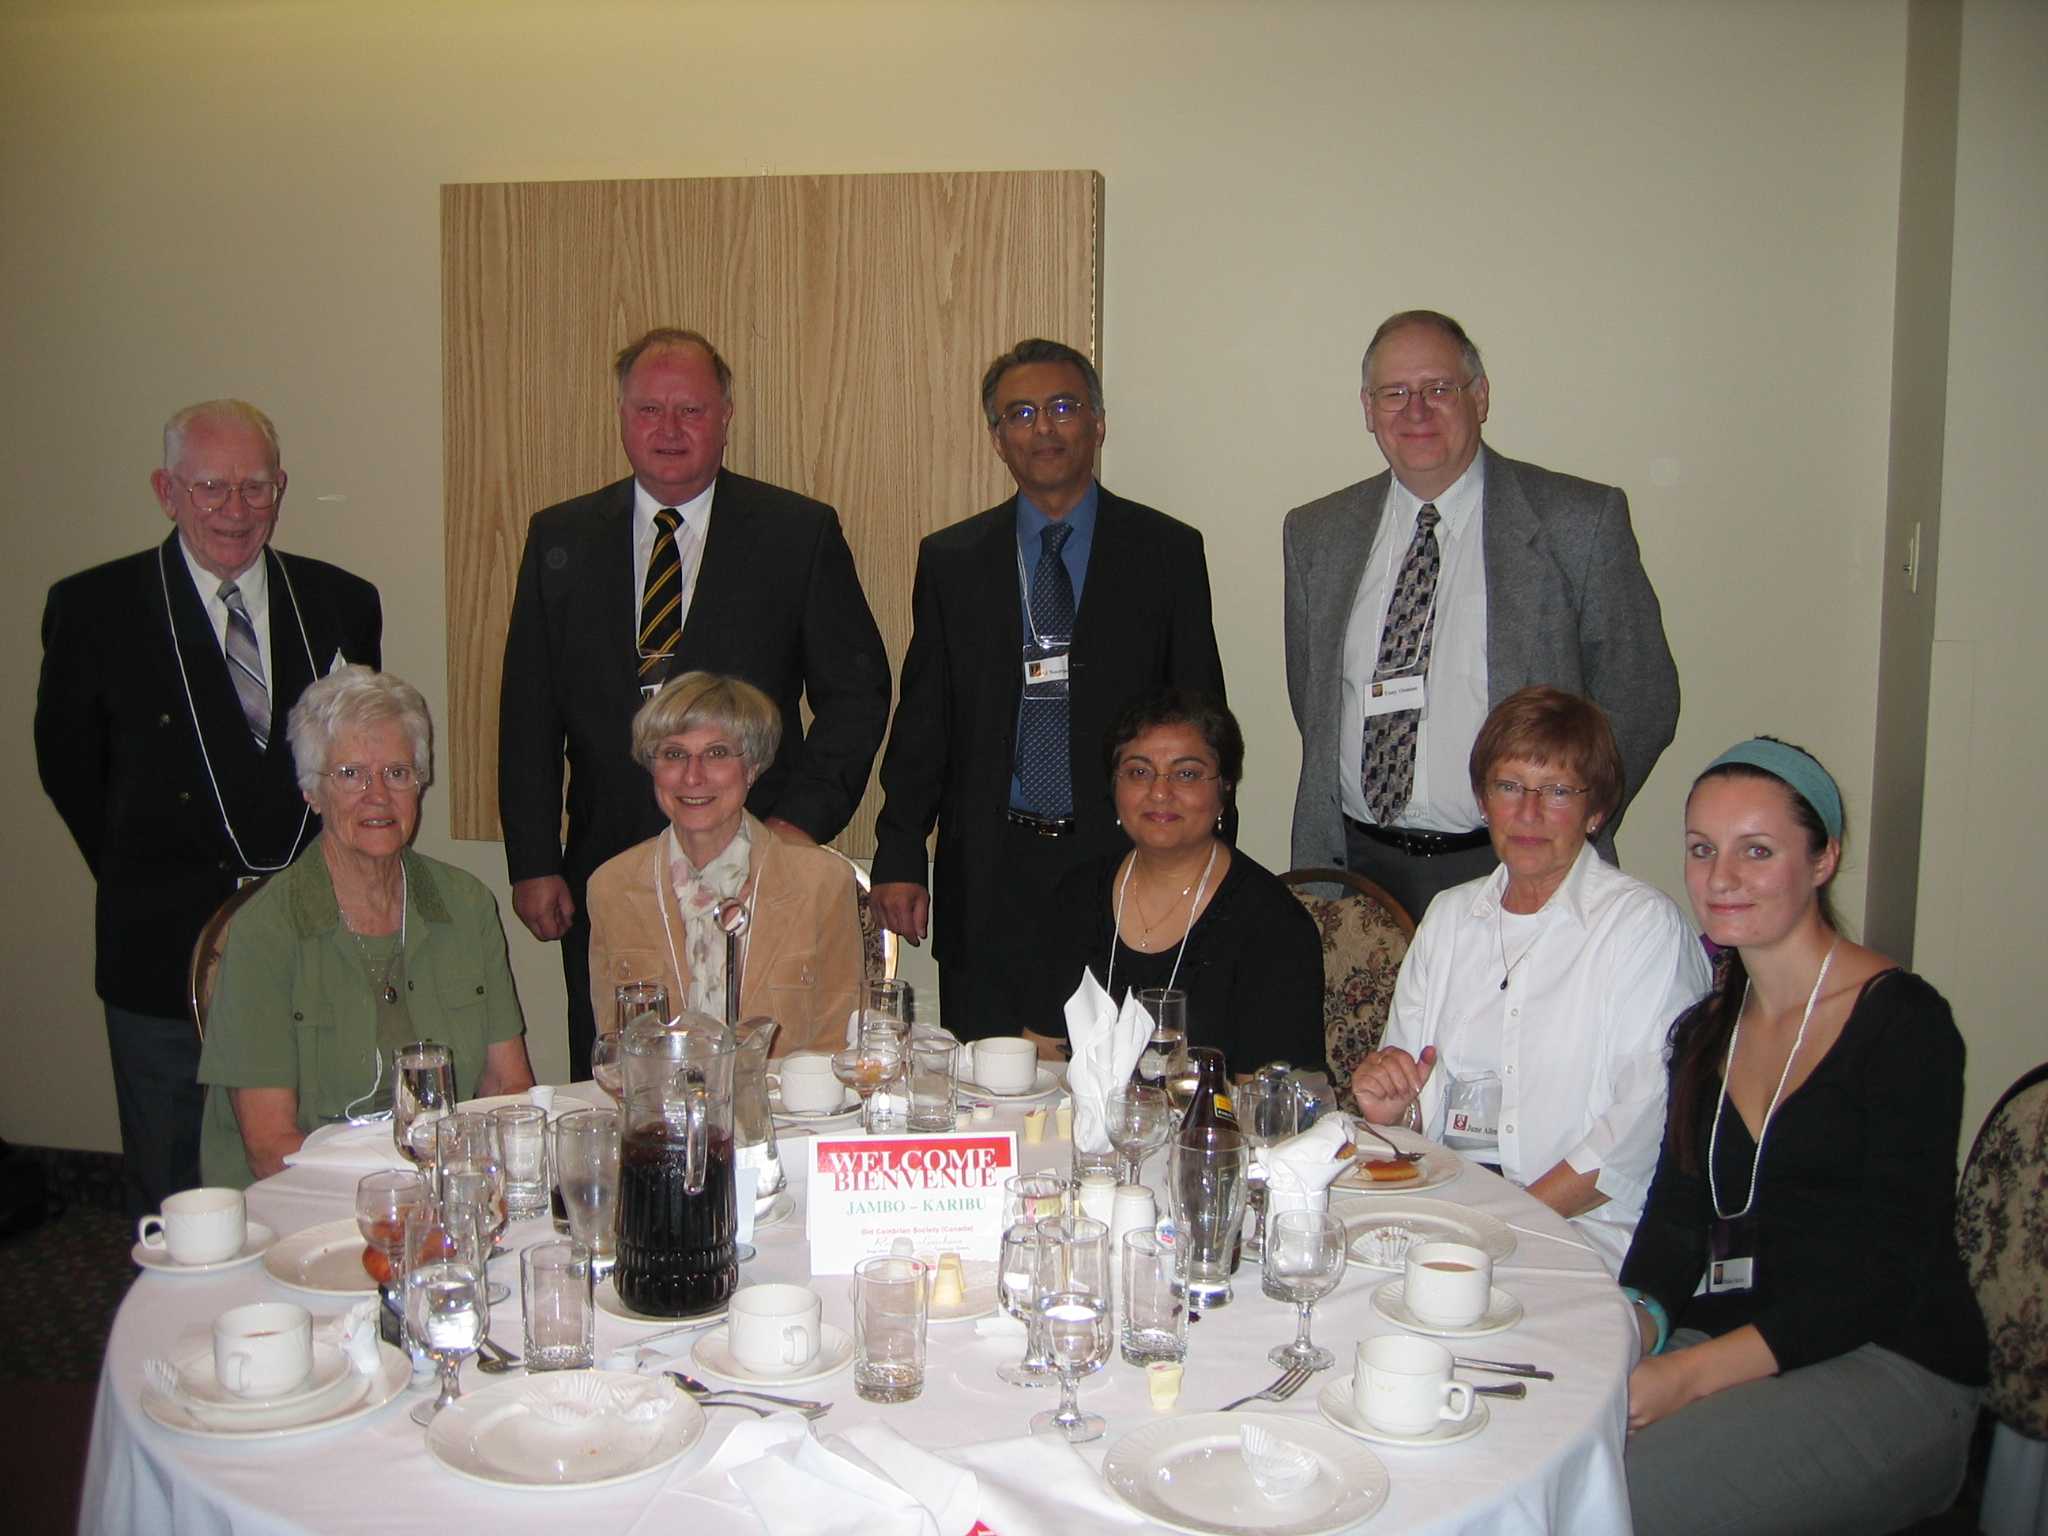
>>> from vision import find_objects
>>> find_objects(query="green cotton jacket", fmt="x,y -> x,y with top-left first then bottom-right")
197,843 -> 526,1188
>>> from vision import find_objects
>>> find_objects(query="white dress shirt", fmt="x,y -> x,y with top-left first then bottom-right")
1383,842 -> 1712,1273
1338,456 -> 1489,831
632,477 -> 718,657
179,538 -> 272,693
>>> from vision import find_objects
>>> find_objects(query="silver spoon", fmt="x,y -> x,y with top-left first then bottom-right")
1352,1121 -> 1426,1163
1472,1381 -> 1527,1400
666,1370 -> 830,1413
475,1336 -> 522,1374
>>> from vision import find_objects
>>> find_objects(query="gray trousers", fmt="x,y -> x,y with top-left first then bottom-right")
1627,1334 -> 1980,1535
1340,819 -> 1498,928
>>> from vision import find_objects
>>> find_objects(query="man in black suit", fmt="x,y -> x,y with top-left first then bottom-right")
499,328 -> 890,1077
36,400 -> 382,1214
871,339 -> 1227,1040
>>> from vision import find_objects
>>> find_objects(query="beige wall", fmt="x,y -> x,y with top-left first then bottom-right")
4,0 -> 2028,1154
1916,0 -> 2048,1145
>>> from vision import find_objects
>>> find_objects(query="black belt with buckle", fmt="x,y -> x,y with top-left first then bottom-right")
1005,809 -> 1076,838
1345,816 -> 1491,857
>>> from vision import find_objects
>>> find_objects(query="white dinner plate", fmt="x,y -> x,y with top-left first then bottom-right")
166,1338 -> 355,1413
1102,1412 -> 1390,1536
463,1091 -> 599,1118
426,1370 -> 705,1490
691,1322 -> 854,1386
262,1218 -> 377,1296
1332,1127 -> 1463,1196
957,1066 -> 1062,1103
132,1221 -> 277,1276
1371,1279 -> 1524,1339
1338,1198 -> 1515,1272
141,1341 -> 408,1438
927,1259 -> 999,1324
596,1278 -> 729,1329
1318,1375 -> 1491,1449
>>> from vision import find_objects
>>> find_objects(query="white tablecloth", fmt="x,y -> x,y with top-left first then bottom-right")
82,1092 -> 1632,1535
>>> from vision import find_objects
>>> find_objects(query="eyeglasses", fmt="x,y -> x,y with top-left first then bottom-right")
174,476 -> 282,511
654,743 -> 746,771
1367,379 -> 1478,414
1484,779 -> 1592,811
324,763 -> 422,795
996,395 -> 1090,430
1116,763 -> 1222,789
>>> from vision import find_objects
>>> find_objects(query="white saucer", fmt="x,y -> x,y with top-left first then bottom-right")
753,1189 -> 797,1230
1317,1375 -> 1490,1448
167,1339 -> 354,1413
262,1218 -> 378,1296
133,1221 -> 277,1276
1371,1279 -> 1523,1339
141,1341 -> 407,1438
958,1066 -> 1061,1102
691,1322 -> 854,1386
596,1278 -> 730,1328
770,1086 -> 861,1126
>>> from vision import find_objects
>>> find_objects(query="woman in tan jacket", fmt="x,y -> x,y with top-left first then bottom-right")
585,672 -> 862,1055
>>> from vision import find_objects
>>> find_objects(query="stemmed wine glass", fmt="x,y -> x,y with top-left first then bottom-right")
404,1199 -> 489,1426
1106,1081 -> 1173,1184
1260,1209 -> 1348,1370
996,1172 -> 1068,1386
392,1041 -> 455,1167
1027,1214 -> 1113,1442
590,1031 -> 626,1105
354,1167 -> 428,1290
437,1114 -> 511,1303
830,1041 -> 904,1134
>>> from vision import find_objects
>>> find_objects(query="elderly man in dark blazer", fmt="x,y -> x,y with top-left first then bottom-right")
499,328 -> 889,1077
1284,310 -> 1678,925
872,339 -> 1227,1041
37,399 -> 382,1214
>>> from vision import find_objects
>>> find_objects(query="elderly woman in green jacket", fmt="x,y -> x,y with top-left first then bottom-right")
199,666 -> 533,1187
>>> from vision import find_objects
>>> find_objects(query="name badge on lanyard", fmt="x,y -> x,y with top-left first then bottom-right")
1358,673 -> 1425,718
1698,1212 -> 1758,1295
1024,651 -> 1070,687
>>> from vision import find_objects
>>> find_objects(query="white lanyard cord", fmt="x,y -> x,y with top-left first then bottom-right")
157,544 -> 317,874
656,826 -> 763,1015
1106,841 -> 1218,1004
1707,939 -> 1839,1221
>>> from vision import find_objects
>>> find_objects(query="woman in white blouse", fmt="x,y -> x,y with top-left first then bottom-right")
1351,687 -> 1711,1271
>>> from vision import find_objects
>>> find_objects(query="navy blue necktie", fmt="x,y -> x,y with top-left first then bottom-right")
1016,522 -> 1076,815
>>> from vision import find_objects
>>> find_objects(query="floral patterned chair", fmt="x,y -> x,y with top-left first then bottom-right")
1955,1060 -> 2048,1534
1281,868 -> 1414,1112
833,854 -> 898,989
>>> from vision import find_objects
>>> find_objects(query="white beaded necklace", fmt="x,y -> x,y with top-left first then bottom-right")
1708,939 -> 1839,1221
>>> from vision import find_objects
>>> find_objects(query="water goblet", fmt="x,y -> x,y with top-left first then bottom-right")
1260,1209 -> 1348,1371
831,1042 -> 904,1134
354,1167 -> 428,1290
996,1219 -> 1057,1388
1029,1288 -> 1112,1443
403,1201 -> 488,1425
391,1041 -> 455,1168
441,1166 -> 511,1304
1002,1171 -> 1069,1228
1106,1081 -> 1173,1184
590,1029 -> 626,1105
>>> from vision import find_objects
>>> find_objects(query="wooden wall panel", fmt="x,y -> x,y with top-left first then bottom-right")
443,170 -> 1103,854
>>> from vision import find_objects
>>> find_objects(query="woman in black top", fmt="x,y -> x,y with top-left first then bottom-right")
1032,690 -> 1324,1077
1618,739 -> 1985,1535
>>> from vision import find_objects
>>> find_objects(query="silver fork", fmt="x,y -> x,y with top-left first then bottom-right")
1218,1365 -> 1313,1412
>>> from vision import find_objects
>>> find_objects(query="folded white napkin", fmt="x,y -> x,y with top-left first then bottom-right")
1063,969 -> 1152,1155
319,1298 -> 383,1375
1255,1116 -> 1355,1216
281,1121 -> 410,1174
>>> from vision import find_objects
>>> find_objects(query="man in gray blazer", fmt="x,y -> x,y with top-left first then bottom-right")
1283,310 -> 1677,924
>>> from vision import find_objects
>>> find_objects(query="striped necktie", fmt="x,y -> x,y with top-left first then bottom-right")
218,580 -> 270,748
639,507 -> 683,679
1359,502 -> 1441,823
1015,521 -> 1077,815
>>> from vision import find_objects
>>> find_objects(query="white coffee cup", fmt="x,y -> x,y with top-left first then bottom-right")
137,1187 -> 247,1266
1403,1240 -> 1493,1327
728,1283 -> 822,1375
972,1037 -> 1039,1095
1355,1334 -> 1475,1435
213,1301 -> 313,1399
775,1052 -> 844,1113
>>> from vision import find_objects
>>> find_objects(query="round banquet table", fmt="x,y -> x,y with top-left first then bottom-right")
82,1088 -> 1634,1535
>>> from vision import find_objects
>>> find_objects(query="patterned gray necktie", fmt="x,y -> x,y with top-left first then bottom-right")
1016,520 -> 1076,815
218,580 -> 270,748
1360,503 -> 1441,823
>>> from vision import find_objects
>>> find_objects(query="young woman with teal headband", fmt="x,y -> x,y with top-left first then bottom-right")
1617,738 -> 1986,1535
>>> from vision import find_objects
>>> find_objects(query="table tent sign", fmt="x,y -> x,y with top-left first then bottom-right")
806,1131 -> 1017,1275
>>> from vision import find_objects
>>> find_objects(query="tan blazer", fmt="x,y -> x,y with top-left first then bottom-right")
585,815 -> 862,1056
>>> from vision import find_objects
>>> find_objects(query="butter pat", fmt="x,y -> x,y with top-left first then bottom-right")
931,1252 -> 966,1307
1023,1108 -> 1048,1143
970,1100 -> 996,1123
1147,1361 -> 1183,1411
1055,1096 -> 1073,1140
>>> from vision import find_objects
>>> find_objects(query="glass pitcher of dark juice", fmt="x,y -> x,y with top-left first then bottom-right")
615,1009 -> 738,1317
